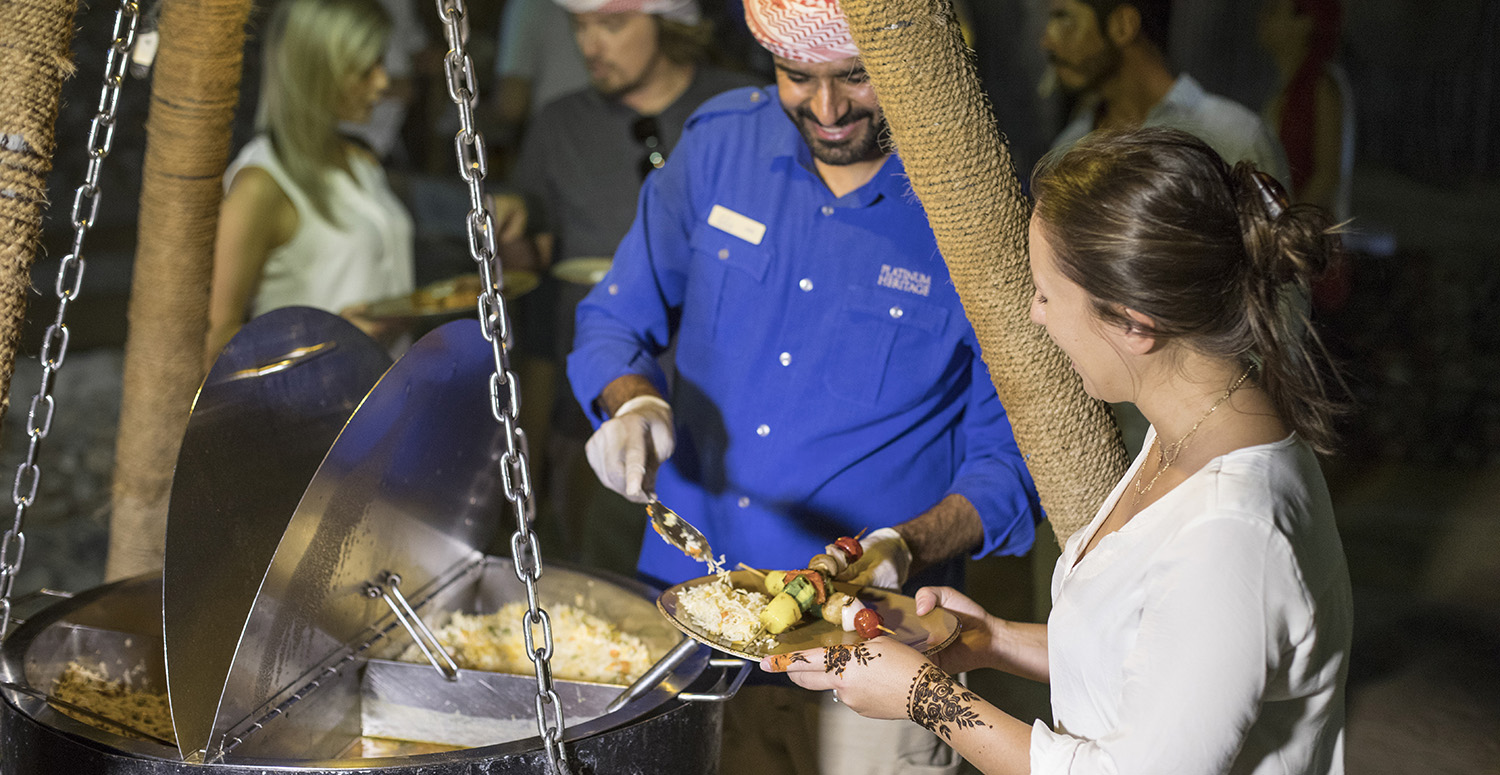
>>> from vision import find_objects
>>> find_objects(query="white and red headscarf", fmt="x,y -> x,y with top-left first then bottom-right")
550,0 -> 701,25
743,0 -> 858,63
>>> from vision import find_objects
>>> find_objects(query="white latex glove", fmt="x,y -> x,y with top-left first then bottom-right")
837,527 -> 912,590
584,395 -> 675,503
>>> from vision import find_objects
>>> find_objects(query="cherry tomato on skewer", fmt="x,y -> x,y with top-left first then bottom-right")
853,607 -> 884,639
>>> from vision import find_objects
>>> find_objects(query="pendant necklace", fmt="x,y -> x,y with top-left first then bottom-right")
1132,366 -> 1254,505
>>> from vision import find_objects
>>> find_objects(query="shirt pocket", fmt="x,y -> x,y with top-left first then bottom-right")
824,286 -> 952,407
681,225 -> 773,349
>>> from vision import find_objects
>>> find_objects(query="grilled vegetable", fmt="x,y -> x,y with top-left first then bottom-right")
834,536 -> 863,562
760,594 -> 802,634
764,570 -> 787,595
853,608 -> 884,639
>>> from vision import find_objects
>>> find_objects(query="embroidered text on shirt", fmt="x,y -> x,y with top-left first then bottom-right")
877,264 -> 931,297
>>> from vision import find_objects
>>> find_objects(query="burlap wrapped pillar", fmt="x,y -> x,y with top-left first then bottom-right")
106,0 -> 252,579
0,0 -> 77,426
838,0 -> 1127,544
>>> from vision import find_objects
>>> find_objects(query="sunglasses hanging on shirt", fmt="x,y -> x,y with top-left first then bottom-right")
633,115 -> 666,179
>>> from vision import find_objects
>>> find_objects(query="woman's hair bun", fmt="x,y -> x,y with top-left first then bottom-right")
1230,161 -> 1340,290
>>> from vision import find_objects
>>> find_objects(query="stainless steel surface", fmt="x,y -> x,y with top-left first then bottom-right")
646,495 -> 715,566
166,319 -> 507,761
164,307 -> 392,761
604,633 -> 700,714
0,0 -> 141,642
0,560 -> 724,771
677,659 -> 753,702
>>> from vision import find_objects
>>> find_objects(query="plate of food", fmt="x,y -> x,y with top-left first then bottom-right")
657,569 -> 959,661
363,271 -> 540,320
550,256 -> 613,286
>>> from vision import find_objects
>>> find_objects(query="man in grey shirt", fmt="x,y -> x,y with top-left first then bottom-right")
490,0 -> 761,573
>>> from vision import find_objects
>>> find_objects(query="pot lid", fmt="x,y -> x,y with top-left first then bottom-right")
163,310 -> 504,761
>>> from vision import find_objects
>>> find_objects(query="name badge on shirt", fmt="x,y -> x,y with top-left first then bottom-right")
707,205 -> 766,245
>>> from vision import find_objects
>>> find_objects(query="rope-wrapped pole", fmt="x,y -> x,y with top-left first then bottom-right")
106,0 -> 252,580
0,0 -> 77,426
839,0 -> 1126,544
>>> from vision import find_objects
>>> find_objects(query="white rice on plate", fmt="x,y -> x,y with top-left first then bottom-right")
677,573 -> 774,650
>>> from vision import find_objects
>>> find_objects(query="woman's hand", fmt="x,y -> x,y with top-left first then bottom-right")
915,586 -> 1001,676
918,586 -> 1051,683
761,637 -> 931,721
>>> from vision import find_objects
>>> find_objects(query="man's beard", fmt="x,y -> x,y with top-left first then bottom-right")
589,59 -> 651,100
787,106 -> 889,166
1050,39 -> 1122,96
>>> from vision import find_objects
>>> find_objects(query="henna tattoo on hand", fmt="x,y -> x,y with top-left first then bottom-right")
906,663 -> 990,741
786,652 -> 811,665
823,643 -> 877,677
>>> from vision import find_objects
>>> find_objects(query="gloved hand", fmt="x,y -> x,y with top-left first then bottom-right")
584,394 -> 675,503
837,527 -> 912,590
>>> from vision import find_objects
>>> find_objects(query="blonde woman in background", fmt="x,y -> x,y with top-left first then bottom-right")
207,0 -> 415,365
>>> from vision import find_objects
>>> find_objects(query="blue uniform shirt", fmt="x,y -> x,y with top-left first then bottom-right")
568,86 -> 1041,590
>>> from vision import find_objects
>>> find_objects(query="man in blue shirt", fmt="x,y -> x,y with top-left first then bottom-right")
567,2 -> 1041,768
569,0 -> 1039,595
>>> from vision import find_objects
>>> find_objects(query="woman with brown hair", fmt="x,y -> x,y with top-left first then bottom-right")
766,128 -> 1353,775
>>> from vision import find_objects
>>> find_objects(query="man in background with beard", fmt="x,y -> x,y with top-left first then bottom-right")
1043,0 -> 1290,183
491,0 -> 759,573
1041,0 -> 1289,459
567,0 -> 1041,771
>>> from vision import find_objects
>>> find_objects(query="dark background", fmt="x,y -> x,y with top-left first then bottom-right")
5,1 -> 1498,772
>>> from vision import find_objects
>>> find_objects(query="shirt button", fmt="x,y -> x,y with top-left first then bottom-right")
718,248 -> 729,259
821,205 -> 835,216
779,352 -> 792,366
738,496 -> 751,508
889,305 -> 904,319
608,284 -> 620,295
799,278 -> 813,291
750,92 -> 762,103
756,423 -> 770,437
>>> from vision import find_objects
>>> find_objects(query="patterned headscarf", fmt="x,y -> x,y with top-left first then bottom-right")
743,0 -> 858,63
550,0 -> 701,25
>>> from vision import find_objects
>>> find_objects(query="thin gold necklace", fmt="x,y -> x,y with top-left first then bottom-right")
1132,366 -> 1254,505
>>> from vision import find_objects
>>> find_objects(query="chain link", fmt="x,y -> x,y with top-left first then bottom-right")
0,0 -> 141,641
433,1 -> 567,771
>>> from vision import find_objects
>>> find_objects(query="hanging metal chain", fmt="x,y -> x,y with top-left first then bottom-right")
432,2 -> 568,773
0,0 -> 141,641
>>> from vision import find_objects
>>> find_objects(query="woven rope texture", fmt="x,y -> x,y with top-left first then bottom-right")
0,0 -> 78,425
839,0 -> 1127,545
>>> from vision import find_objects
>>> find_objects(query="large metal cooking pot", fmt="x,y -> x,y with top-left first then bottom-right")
0,312 -> 746,773
0,559 -> 744,773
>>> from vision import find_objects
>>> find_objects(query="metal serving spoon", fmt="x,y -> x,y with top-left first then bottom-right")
646,493 -> 716,567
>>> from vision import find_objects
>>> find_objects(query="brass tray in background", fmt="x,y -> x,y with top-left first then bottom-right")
657,570 -> 959,661
550,256 -> 613,286
364,271 -> 540,320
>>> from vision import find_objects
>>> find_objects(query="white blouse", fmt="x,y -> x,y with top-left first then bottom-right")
1031,429 -> 1351,774
225,136 -> 414,318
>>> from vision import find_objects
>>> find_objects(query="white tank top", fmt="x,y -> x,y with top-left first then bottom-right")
225,136 -> 415,317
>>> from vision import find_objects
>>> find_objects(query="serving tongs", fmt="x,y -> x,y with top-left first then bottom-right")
645,494 -> 714,565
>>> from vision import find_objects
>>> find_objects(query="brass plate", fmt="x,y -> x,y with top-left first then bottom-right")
657,571 -> 960,660
364,271 -> 540,320
550,256 -> 613,286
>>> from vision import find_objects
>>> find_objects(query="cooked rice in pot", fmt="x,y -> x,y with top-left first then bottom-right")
407,602 -> 653,685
